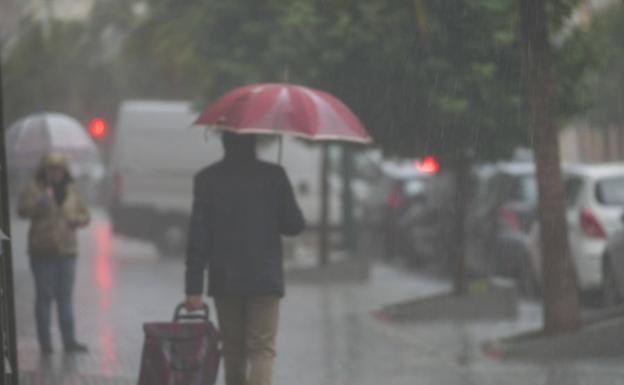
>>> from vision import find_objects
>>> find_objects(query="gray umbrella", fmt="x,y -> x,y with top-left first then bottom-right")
6,112 -> 100,171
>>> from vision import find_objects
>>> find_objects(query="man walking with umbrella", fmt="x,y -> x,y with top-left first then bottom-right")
184,132 -> 305,385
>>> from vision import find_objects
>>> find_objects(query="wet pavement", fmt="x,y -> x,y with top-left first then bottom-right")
9,209 -> 624,385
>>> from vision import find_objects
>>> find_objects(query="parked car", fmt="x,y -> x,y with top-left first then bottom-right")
464,162 -> 538,293
528,164 -> 624,294
360,159 -> 436,263
602,213 -> 624,306
362,158 -> 539,280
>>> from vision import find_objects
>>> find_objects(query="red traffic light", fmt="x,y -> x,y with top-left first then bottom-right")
88,118 -> 107,138
415,156 -> 440,173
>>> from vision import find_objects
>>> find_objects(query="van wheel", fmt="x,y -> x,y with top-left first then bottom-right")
156,222 -> 186,257
603,258 -> 622,307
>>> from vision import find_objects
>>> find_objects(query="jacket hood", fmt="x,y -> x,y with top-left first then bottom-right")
36,151 -> 72,183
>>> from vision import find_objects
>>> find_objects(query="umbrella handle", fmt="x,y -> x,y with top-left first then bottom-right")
278,135 -> 283,164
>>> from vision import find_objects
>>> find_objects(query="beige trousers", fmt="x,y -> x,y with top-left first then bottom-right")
214,297 -> 280,385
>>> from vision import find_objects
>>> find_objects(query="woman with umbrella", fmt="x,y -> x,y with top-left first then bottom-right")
18,151 -> 91,355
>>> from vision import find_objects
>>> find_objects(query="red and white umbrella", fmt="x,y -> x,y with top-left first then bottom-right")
194,83 -> 372,143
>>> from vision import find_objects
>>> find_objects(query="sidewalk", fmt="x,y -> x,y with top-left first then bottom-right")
10,211 -> 624,385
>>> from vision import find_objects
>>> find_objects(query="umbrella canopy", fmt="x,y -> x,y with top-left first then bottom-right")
6,112 -> 100,171
194,83 -> 372,143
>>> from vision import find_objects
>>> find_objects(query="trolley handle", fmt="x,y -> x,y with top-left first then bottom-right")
173,302 -> 210,322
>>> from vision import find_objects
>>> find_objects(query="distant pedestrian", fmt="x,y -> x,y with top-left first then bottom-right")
184,132 -> 305,385
18,151 -> 91,355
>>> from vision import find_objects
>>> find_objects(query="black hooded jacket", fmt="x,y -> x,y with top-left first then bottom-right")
185,134 -> 305,297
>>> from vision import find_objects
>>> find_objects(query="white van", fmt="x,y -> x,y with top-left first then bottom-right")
109,100 -> 344,255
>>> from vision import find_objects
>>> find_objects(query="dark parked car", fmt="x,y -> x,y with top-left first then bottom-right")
464,162 -> 538,293
360,160 -> 435,263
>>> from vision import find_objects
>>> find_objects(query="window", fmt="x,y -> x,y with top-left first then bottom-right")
596,176 -> 624,206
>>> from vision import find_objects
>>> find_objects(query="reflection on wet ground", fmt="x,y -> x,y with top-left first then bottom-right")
10,211 -> 624,385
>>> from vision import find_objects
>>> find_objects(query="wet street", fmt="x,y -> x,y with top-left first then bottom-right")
9,209 -> 624,385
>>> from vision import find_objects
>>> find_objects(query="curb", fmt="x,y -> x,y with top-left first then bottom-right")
374,277 -> 518,323
481,312 -> 624,360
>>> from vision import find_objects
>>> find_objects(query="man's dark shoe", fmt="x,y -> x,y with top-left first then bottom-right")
64,342 -> 88,354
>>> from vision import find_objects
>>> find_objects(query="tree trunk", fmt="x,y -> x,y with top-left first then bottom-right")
520,0 -> 582,333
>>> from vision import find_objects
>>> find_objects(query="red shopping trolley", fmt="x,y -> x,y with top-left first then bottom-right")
138,303 -> 221,385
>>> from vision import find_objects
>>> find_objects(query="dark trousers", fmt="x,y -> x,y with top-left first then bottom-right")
30,255 -> 77,350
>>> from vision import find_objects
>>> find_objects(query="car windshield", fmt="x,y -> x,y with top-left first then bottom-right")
596,176 -> 624,206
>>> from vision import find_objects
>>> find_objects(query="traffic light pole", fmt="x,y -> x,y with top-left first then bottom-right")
0,43 -> 19,385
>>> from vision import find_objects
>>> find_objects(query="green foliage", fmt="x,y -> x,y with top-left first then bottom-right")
2,0 -> 595,161
547,0 -> 582,30
323,0 -> 529,161
551,25 -> 597,123
122,0 -> 531,160
2,0 -> 137,124
584,2 -> 624,127
3,21 -> 90,122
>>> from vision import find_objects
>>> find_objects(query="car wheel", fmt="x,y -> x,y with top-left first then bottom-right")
602,259 -> 622,307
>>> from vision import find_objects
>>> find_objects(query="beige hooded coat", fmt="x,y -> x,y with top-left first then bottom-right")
17,152 -> 90,257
